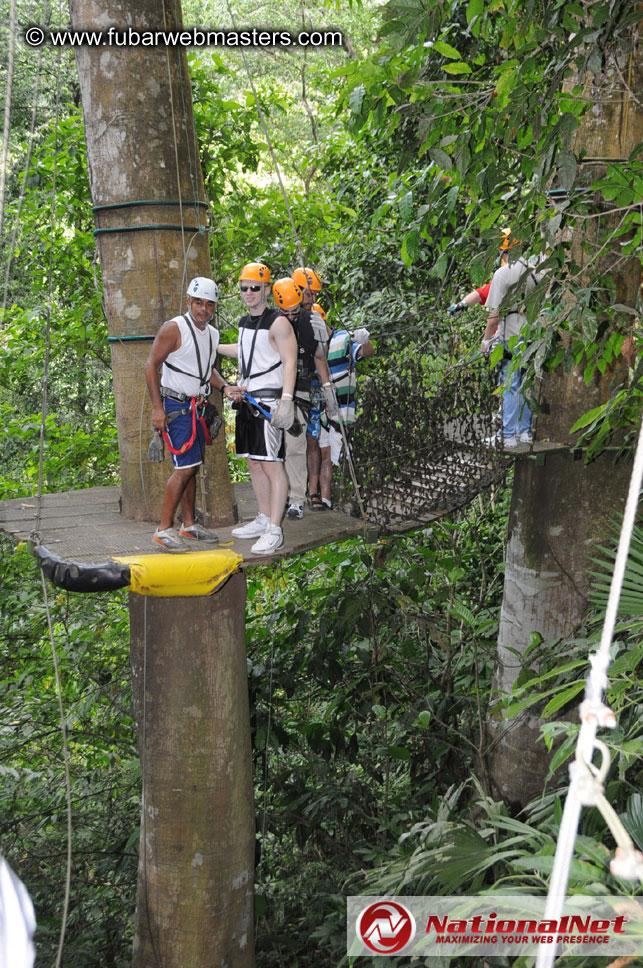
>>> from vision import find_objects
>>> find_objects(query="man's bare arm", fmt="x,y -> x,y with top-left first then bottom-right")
144,320 -> 181,430
270,315 -> 298,397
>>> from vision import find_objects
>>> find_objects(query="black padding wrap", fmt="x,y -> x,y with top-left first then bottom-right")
35,545 -> 131,593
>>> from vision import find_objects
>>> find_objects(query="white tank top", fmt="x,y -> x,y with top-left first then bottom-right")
161,314 -> 219,397
238,308 -> 283,394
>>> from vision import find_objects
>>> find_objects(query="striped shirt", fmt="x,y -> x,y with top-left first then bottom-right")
326,328 -> 363,425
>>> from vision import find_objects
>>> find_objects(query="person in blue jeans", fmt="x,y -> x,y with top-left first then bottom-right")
481,239 -> 544,448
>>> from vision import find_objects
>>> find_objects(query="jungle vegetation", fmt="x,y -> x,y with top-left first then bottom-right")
0,0 -> 641,964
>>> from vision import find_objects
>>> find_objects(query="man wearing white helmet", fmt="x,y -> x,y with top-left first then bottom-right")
145,276 -> 240,551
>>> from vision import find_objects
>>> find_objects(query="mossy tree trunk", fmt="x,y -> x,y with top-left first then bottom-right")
70,0 -> 234,526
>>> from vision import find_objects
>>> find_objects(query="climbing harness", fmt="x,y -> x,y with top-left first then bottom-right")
243,392 -> 274,421
534,416 -> 643,968
152,393 -> 221,460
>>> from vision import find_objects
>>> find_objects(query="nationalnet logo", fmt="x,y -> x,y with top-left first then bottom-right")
356,901 -> 416,954
347,895 -> 643,958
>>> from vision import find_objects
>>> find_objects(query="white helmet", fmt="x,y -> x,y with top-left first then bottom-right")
186,276 -> 218,302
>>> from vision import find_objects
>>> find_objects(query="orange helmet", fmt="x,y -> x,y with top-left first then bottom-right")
272,278 -> 303,309
292,266 -> 322,291
499,228 -> 519,251
239,262 -> 270,283
312,302 -> 327,323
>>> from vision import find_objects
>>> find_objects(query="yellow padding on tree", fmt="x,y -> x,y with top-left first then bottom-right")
113,549 -> 243,597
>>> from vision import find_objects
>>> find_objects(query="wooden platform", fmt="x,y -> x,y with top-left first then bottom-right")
0,484 -> 372,568
0,441 -> 573,573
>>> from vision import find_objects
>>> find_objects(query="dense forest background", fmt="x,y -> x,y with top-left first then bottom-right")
1,0 -> 642,965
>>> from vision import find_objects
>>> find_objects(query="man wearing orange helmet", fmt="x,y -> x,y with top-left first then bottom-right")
291,266 -> 328,344
448,229 -> 515,315
480,233 -> 544,447
218,262 -> 297,555
272,277 -> 337,519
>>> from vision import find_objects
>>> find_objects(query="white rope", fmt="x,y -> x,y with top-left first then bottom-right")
535,415 -> 643,968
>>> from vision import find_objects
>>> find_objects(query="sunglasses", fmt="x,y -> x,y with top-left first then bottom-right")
240,284 -> 262,292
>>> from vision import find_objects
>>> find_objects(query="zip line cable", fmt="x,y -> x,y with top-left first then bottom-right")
535,415 -> 643,968
30,44 -> 74,968
0,0 -> 17,251
1,3 -> 50,317
223,0 -> 307,270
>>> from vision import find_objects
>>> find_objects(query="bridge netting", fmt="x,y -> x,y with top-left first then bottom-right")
331,357 -> 510,531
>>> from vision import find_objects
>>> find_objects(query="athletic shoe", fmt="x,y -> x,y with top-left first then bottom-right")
286,503 -> 304,520
504,435 -> 520,449
519,430 -> 533,444
153,527 -> 187,553
251,524 -> 284,555
180,523 -> 219,544
232,512 -> 269,539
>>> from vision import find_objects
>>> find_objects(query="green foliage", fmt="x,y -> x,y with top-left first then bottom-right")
1,0 -> 641,964
247,494 -> 510,964
0,538 -> 137,967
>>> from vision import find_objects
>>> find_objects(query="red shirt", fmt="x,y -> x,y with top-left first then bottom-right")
476,282 -> 492,305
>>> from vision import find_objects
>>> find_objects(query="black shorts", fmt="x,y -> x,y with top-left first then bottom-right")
235,398 -> 285,462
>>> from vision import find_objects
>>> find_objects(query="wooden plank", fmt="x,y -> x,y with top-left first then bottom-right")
0,484 -> 367,567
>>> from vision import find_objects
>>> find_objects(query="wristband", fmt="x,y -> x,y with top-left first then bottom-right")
282,392 -> 293,400
322,382 -> 331,389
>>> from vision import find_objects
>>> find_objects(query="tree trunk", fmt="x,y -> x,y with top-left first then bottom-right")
129,576 -> 255,968
487,26 -> 643,808
70,0 -> 234,525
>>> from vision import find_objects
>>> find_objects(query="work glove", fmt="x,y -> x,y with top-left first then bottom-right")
448,300 -> 467,315
481,338 -> 493,358
271,397 -> 295,430
322,384 -> 339,418
147,431 -> 165,462
352,327 -> 370,345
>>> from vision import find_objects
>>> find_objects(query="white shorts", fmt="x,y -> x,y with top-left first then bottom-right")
235,397 -> 285,462
318,425 -> 343,465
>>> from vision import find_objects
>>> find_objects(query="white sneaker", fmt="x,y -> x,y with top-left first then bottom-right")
503,435 -> 520,448
519,430 -> 533,443
232,512 -> 269,539
153,527 -> 187,553
251,524 -> 284,555
286,503 -> 304,520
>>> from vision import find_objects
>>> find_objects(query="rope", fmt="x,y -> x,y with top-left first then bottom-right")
0,0 -> 17,249
29,45 -> 74,968
256,636 -> 275,935
223,0 -> 307,269
535,415 -> 643,968
92,199 -> 208,212
1,4 -> 47,316
142,597 -> 165,968
93,223 -> 201,236
41,572 -> 73,968
161,0 -> 188,311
